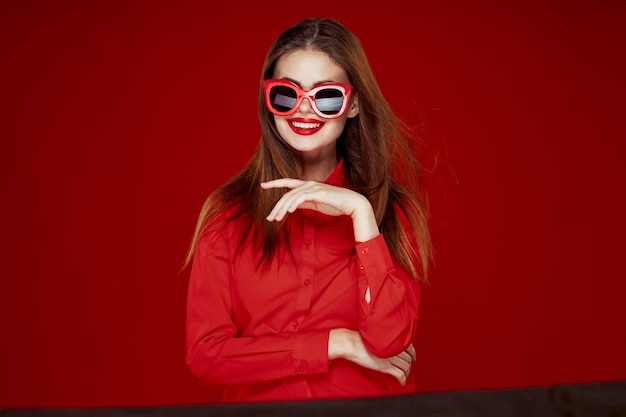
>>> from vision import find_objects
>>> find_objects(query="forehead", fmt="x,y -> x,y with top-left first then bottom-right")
272,48 -> 349,88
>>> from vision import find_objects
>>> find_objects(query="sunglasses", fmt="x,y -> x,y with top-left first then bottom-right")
263,79 -> 353,119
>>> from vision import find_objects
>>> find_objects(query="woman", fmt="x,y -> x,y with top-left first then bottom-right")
185,17 -> 432,402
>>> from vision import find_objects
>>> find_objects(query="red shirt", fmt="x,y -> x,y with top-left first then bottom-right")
186,161 -> 421,402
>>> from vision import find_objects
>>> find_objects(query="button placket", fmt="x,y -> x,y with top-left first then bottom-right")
292,217 -> 316,334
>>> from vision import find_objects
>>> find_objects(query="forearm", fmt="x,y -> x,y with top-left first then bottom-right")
187,329 -> 330,385
328,328 -> 414,387
354,235 -> 421,358
350,195 -> 380,242
349,197 -> 419,357
328,328 -> 356,360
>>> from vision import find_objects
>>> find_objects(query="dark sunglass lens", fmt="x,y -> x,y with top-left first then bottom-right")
315,88 -> 345,115
269,85 -> 297,112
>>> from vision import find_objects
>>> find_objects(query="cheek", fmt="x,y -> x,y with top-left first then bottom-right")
274,116 -> 290,138
325,119 -> 348,138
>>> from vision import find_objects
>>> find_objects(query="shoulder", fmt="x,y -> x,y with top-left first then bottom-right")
198,199 -> 248,248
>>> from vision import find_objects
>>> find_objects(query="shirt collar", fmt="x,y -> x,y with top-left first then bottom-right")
324,159 -> 345,187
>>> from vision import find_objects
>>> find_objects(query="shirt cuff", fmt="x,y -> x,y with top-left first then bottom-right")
355,234 -> 394,277
292,330 -> 329,376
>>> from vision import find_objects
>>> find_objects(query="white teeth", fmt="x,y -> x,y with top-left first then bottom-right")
291,121 -> 321,129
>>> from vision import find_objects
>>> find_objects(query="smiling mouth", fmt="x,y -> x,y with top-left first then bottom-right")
288,118 -> 325,135
290,121 -> 321,129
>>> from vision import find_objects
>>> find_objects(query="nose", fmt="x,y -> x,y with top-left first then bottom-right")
296,96 -> 314,114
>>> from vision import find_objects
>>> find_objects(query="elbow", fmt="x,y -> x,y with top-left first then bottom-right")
363,338 -> 409,358
186,346 -> 225,386
360,320 -> 416,358
186,328 -> 236,385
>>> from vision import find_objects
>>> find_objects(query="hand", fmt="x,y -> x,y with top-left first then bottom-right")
329,329 -> 416,386
261,179 -> 380,242
261,179 -> 369,221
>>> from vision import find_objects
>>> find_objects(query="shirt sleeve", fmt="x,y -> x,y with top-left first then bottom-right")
355,212 -> 421,358
186,228 -> 329,386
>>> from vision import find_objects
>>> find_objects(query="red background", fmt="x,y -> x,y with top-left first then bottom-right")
1,0 -> 625,409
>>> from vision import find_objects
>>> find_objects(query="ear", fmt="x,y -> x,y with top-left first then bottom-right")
346,93 -> 359,118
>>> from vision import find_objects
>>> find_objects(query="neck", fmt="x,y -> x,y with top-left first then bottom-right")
298,153 -> 338,182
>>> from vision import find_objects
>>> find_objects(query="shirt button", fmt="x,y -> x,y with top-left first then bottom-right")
298,364 -> 306,373
361,248 -> 369,255
304,279 -> 311,286
292,320 -> 298,328
359,263 -> 364,270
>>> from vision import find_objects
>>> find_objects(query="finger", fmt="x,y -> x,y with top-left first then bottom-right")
268,183 -> 324,221
284,185 -> 327,214
395,351 -> 413,366
261,178 -> 307,189
265,184 -> 307,221
389,356 -> 411,378
266,187 -> 309,221
264,181 -> 317,221
384,362 -> 407,386
266,195 -> 293,221
406,343 -> 417,362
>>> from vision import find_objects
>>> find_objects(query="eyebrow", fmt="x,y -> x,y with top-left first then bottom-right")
280,77 -> 337,88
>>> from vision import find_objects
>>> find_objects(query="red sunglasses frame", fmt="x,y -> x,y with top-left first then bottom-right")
263,79 -> 353,119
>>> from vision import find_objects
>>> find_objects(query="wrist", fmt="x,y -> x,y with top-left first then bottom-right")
351,198 -> 379,242
328,328 -> 357,360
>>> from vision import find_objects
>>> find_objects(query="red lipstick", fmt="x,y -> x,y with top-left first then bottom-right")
287,118 -> 325,136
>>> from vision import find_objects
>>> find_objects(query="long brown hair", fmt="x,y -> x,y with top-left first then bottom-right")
185,18 -> 432,281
